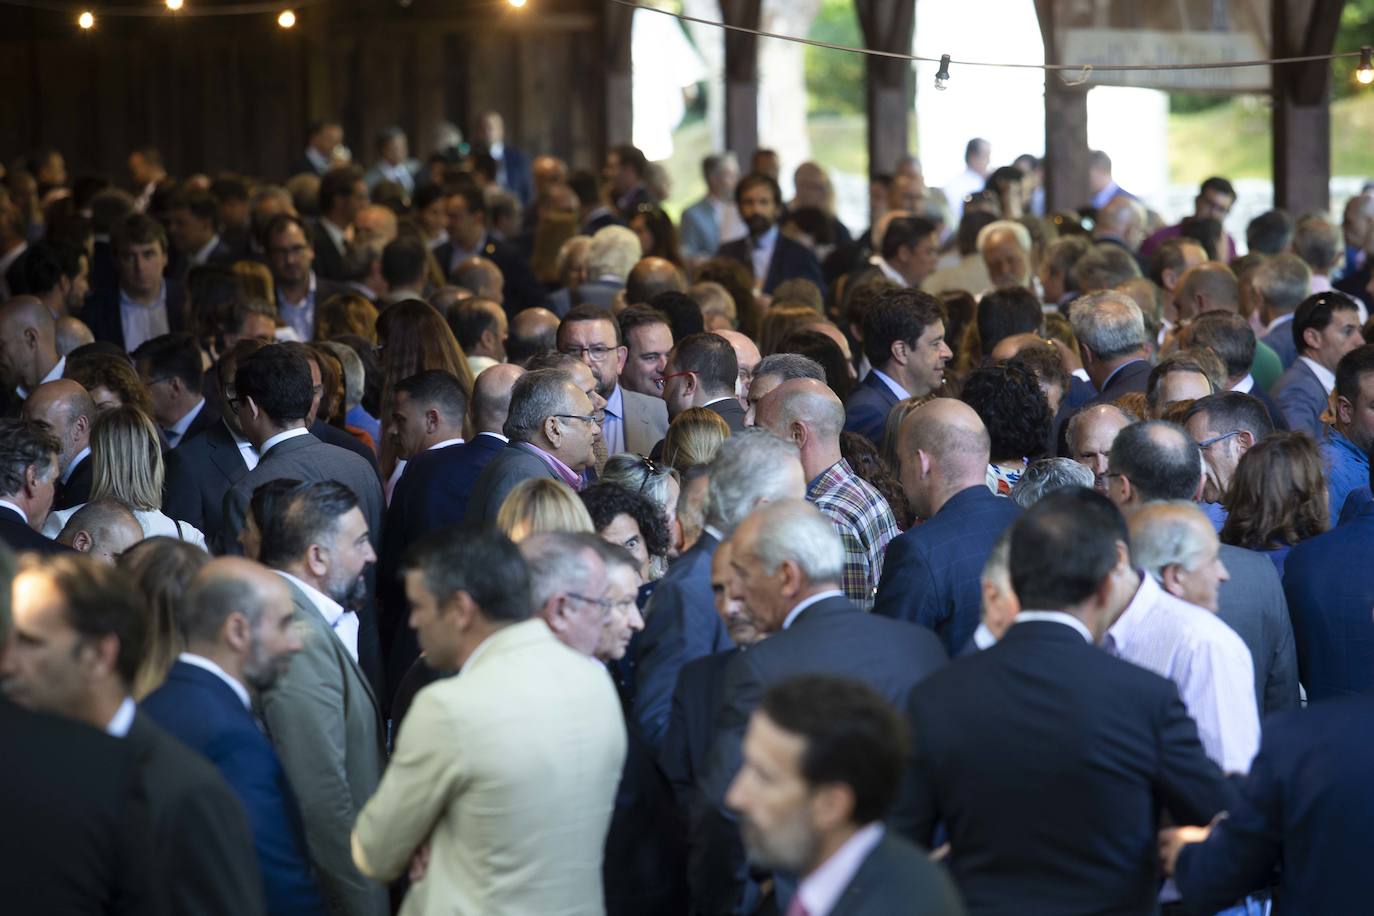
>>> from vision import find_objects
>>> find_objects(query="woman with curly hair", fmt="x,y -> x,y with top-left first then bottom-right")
1221,431 -> 1327,577
579,481 -> 673,581
959,362 -> 1053,496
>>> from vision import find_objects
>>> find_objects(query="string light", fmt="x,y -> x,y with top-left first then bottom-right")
76,8 -> 93,27
276,8 -> 294,27
508,0 -> 526,7
934,54 -> 951,91
165,0 -> 184,9
1358,46 -> 1374,86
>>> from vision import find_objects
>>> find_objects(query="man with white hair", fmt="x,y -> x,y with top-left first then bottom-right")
1010,457 -> 1095,508
548,225 -> 642,317
691,499 -> 947,912
632,429 -> 806,753
1070,291 -> 1152,406
977,220 -> 1034,291
1128,501 -> 1230,614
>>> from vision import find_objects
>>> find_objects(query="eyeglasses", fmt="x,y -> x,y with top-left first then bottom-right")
559,344 -> 618,363
656,370 -> 693,391
1196,430 -> 1241,450
553,413 -> 600,427
567,592 -> 615,618
634,454 -> 663,493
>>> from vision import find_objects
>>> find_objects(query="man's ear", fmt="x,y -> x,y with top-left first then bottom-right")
1302,327 -> 1323,353
71,530 -> 93,553
890,340 -> 909,367
1337,395 -> 1355,426
1159,563 -> 1186,600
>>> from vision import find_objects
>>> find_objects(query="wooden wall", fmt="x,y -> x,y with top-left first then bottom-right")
0,0 -> 607,182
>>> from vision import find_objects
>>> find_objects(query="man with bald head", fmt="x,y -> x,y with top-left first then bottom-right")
57,499 -> 143,563
454,256 -> 504,304
55,315 -> 95,357
873,399 -> 1022,654
713,329 -> 760,406
1068,403 -> 1136,491
744,352 -> 825,425
757,378 -> 899,609
22,379 -> 96,510
141,556 -> 328,916
625,256 -> 687,306
0,295 -> 64,399
1094,194 -> 1148,256
507,306 -> 560,367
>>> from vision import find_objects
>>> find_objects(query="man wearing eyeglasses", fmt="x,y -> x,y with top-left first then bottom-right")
265,213 -> 347,341
557,304 -> 668,457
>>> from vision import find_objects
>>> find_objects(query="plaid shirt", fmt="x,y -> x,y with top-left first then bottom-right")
807,459 -> 900,611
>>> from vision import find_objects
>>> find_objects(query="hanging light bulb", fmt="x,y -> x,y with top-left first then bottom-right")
934,54 -> 951,91
508,0 -> 527,7
277,8 -> 296,27
1357,46 -> 1374,86
166,0 -> 184,10
77,9 -> 95,28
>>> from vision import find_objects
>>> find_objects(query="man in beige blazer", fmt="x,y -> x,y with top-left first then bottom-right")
260,481 -> 389,916
352,527 -> 626,915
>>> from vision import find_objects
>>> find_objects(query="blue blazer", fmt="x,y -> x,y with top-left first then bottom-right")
679,197 -> 719,261
142,661 -> 327,916
1272,359 -> 1329,438
873,485 -> 1022,656
718,233 -> 825,296
1261,317 -> 1298,370
1175,692 -> 1374,914
843,370 -> 900,445
1282,500 -> 1374,701
1086,358 -> 1152,407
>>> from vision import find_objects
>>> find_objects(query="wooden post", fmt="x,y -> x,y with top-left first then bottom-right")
604,1 -> 635,148
1271,0 -> 1341,213
854,0 -> 915,177
1035,0 -> 1090,213
721,0 -> 762,166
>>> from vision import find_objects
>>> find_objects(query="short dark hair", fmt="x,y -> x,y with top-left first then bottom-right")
1336,343 -> 1374,408
168,189 -> 219,227
880,216 -> 937,262
956,210 -> 998,257
672,332 -> 738,397
618,304 -> 671,343
258,481 -> 360,568
960,363 -> 1052,463
234,344 -> 314,424
507,315 -> 558,367
413,183 -> 445,212
402,525 -> 532,623
17,241 -> 83,297
610,144 -> 648,179
394,370 -> 468,425
1010,486 -> 1126,610
264,212 -> 309,249
113,213 -> 167,256
1183,391 -> 1274,442
132,332 -> 204,395
0,419 -> 60,497
449,298 -> 501,352
861,288 -> 944,369
579,482 -> 672,560
443,178 -> 486,219
24,554 -> 147,687
976,287 -> 1042,352
1148,237 -> 1202,288
187,264 -> 247,330
776,329 -> 852,399
965,138 -> 989,163
1292,291 -> 1360,355
1108,420 -> 1201,500
381,237 -> 427,290
734,173 -> 782,210
758,675 -> 908,826
1246,209 -> 1294,256
559,304 -> 624,347
650,291 -> 705,343
209,175 -> 249,205
1187,310 -> 1255,379
248,478 -> 301,542
318,165 -> 364,214
1200,176 -> 1237,201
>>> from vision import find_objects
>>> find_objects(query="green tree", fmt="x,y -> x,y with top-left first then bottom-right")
805,0 -> 866,116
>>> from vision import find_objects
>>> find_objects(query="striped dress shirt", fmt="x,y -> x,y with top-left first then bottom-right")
807,458 -> 900,612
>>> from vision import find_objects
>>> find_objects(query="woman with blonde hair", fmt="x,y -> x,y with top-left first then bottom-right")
495,477 -> 595,542
118,537 -> 209,698
316,292 -> 380,344
44,405 -> 207,547
661,407 -> 730,474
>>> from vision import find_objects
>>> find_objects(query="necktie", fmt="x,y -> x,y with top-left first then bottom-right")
784,896 -> 810,916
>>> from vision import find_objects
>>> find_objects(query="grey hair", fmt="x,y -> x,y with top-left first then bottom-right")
1252,252 -> 1312,317
705,428 -> 802,534
1128,500 -> 1215,580
975,219 -> 1032,254
753,353 -> 825,385
319,341 -> 364,411
1069,291 -> 1146,361
520,532 -> 605,610
749,499 -> 844,585
554,235 -> 592,279
600,453 -> 679,517
587,225 -> 642,280
1011,458 -> 1095,508
980,529 -> 1011,586
503,369 -> 574,443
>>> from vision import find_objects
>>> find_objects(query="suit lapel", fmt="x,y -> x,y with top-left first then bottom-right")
282,577 -> 384,733
208,425 -> 251,483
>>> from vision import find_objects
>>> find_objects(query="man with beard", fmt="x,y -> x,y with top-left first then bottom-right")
258,481 -> 389,916
718,173 -> 824,296
557,304 -> 668,457
142,557 -> 329,916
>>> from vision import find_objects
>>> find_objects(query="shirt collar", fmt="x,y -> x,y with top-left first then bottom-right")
40,355 -> 66,387
0,499 -> 28,525
869,254 -> 908,287
178,652 -> 251,710
1100,357 -> 1146,392
796,823 -> 885,916
1265,313 -> 1294,333
191,234 -> 221,266
1299,356 -> 1337,394
1013,610 -> 1094,643
1105,571 -> 1156,654
320,217 -> 348,253
428,437 -> 465,451
305,147 -> 330,173
1230,374 -> 1254,394
260,426 -> 310,454
477,430 -> 509,443
972,621 -> 998,650
119,280 -> 166,310
781,589 -> 845,631
61,447 -> 91,485
105,696 -> 136,738
167,397 -> 206,440
870,368 -> 911,401
519,441 -> 582,489
753,224 -> 779,251
604,384 -> 625,420
274,570 -> 346,628
279,270 -> 318,310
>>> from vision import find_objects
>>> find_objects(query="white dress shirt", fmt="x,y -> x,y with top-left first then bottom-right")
119,283 -> 170,353
275,570 -> 359,662
179,652 -> 251,710
1231,374 -> 1255,394
276,271 -> 319,342
868,254 -> 908,287
260,426 -> 310,456
1299,355 -> 1336,395
164,397 -> 207,448
105,696 -> 137,738
1104,573 -> 1259,773
781,589 -> 846,631
793,823 -> 885,916
191,234 -> 223,267
230,426 -> 261,471
17,354 -> 67,400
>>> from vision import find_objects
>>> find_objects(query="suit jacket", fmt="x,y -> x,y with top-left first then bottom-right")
694,595 -> 948,914
1271,358 -> 1330,438
311,420 -> 381,479
1086,357 -> 1152,407
906,620 -> 1231,916
85,278 -> 188,352
1335,262 -> 1373,309
0,698 -> 157,915
825,832 -> 966,916
435,236 -> 547,316
1216,544 -> 1300,716
873,486 -> 1022,656
706,396 -> 747,434
719,232 -> 826,295
1174,692 -> 1374,915
127,709 -> 266,916
54,451 -> 93,511
680,196 -> 721,260
352,619 -> 627,916
1261,316 -> 1298,370
660,647 -> 736,821
465,441 -> 561,524
545,277 -> 624,317
261,576 -> 389,916
1282,500 -> 1374,701
311,221 -> 348,282
620,387 -> 669,456
632,531 -> 731,753
163,420 -> 250,540
175,397 -> 223,446
0,505 -> 71,556
496,144 -> 534,205
844,370 -> 900,444
143,662 -> 328,916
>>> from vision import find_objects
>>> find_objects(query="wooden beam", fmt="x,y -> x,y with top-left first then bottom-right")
721,0 -> 762,166
854,0 -> 914,177
1034,0 -> 1089,213
603,0 -> 634,149
1271,0 -> 1342,212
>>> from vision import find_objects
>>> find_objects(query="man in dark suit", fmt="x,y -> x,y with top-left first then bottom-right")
0,418 -> 72,556
1253,251 -> 1311,370
844,288 -> 953,444
133,331 -> 221,448
1283,454 -> 1374,701
21,379 -> 95,511
473,111 -> 533,205
3,553 -> 264,916
905,488 -> 1231,914
718,173 -> 825,295
84,213 -> 188,352
1271,292 -> 1365,437
727,676 -> 966,916
142,557 -> 329,916
265,214 -> 350,342
874,399 -> 1020,655
660,331 -> 745,433
467,368 -> 602,524
289,120 -> 343,179
1068,289 -> 1153,407
165,188 -> 236,281
312,166 -> 367,283
433,180 -> 546,314
694,500 -> 947,913
1162,691 -> 1374,913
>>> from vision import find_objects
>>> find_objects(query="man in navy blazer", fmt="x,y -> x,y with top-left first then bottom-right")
1271,291 -> 1364,437
1070,290 -> 1154,407
1163,691 -> 1374,913
84,214 -> 188,352
906,488 -> 1231,915
0,418 -> 72,556
142,557 -> 328,916
873,400 -> 1020,655
717,173 -> 824,296
844,288 -> 953,444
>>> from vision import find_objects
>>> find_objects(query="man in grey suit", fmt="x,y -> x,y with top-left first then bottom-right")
259,481 -> 388,916
557,304 -> 668,457
680,153 -> 744,263
727,676 -> 966,916
467,367 -> 603,523
1272,292 -> 1364,437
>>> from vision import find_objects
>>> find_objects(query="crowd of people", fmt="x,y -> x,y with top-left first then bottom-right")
1,119 -> 1373,916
